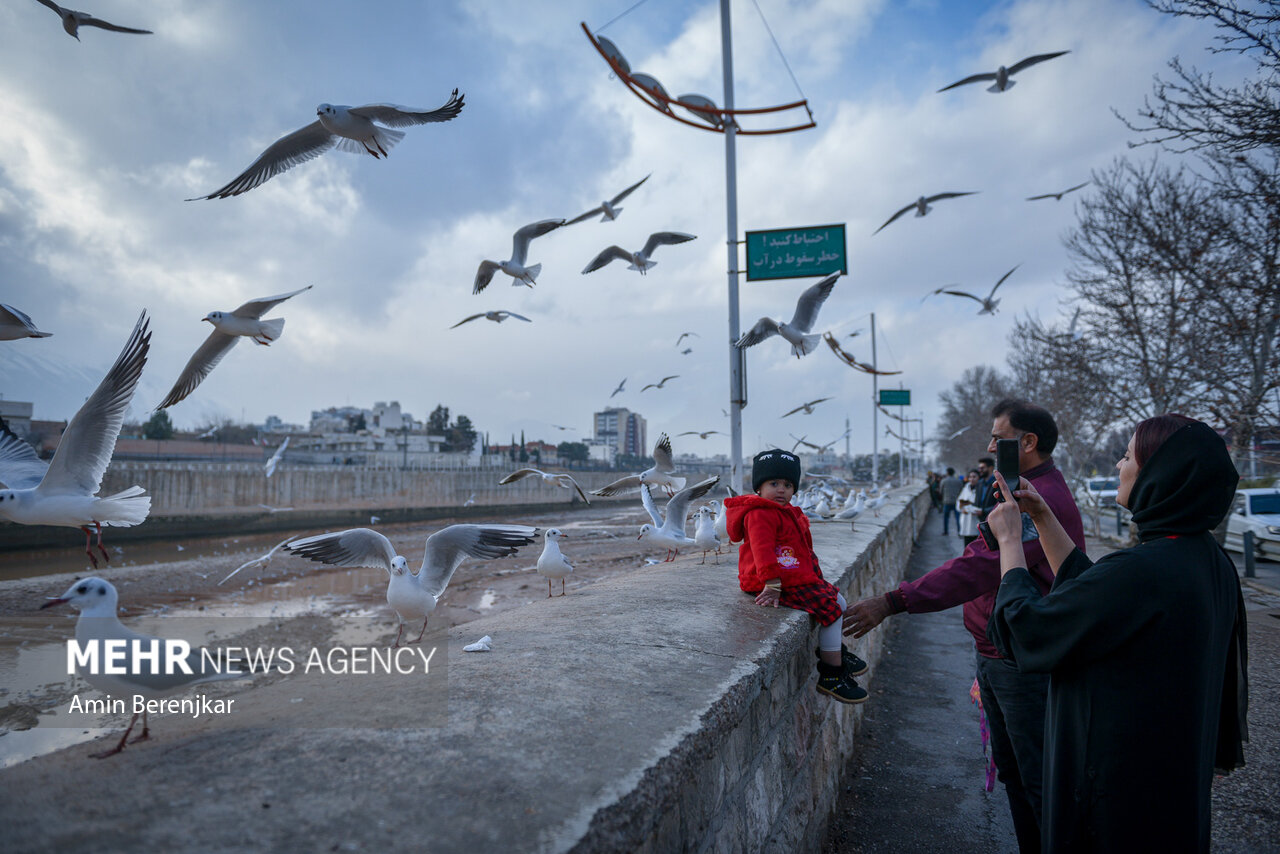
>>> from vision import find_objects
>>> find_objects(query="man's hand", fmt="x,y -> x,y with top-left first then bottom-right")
843,595 -> 892,638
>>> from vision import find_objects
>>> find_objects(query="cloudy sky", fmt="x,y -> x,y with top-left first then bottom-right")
0,0 -> 1249,465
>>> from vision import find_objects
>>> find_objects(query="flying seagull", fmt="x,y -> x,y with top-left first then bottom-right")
1027,181 -> 1089,201
637,476 -> 721,561
156,285 -> 312,409
188,90 -> 465,200
498,468 -> 591,504
782,397 -> 832,418
928,264 -> 1021,315
473,218 -> 565,292
264,436 -> 289,478
874,193 -> 979,234
565,174 -> 651,225
582,231 -> 696,275
592,433 -> 685,497
0,303 -> 52,340
0,313 -> 151,567
450,310 -> 532,329
676,332 -> 699,347
677,430 -> 721,440
937,51 -> 1070,93
823,333 -> 902,375
641,375 -> 679,391
736,272 -> 839,358
609,378 -> 626,398
34,0 -> 150,39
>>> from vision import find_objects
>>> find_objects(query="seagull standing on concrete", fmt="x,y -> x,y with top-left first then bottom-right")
937,51 -> 1070,93
285,524 -> 539,647
536,528 -> 574,597
473,219 -> 565,292
582,231 -> 696,275
736,273 -> 839,358
0,312 -> 151,567
0,303 -> 53,340
637,477 -> 720,561
874,193 -> 979,234
693,506 -> 721,563
188,91 -> 465,199
157,285 -> 312,409
34,0 -> 151,39
40,578 -> 247,757
565,174 -> 651,225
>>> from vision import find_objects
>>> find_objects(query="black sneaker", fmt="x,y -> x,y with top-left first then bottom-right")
816,647 -> 869,678
816,673 -> 869,704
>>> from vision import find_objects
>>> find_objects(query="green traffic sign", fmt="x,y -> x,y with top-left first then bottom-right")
745,224 -> 847,281
879,389 -> 911,406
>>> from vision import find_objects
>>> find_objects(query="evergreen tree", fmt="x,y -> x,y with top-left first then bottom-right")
142,410 -> 174,440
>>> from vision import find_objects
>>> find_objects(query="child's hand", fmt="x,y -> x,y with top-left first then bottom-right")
755,586 -> 782,607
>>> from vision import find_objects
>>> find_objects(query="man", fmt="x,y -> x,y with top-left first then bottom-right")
975,456 -> 998,521
939,467 -> 964,535
844,400 -> 1085,854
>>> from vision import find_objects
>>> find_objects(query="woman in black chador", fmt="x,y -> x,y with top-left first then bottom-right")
985,415 -> 1248,853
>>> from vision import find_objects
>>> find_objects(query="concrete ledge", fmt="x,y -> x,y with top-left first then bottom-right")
0,488 -> 930,853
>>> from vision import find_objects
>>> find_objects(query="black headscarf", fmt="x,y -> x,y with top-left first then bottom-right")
1128,420 -> 1240,542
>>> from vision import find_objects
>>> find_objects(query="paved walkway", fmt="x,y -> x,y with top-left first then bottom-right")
824,508 -> 1280,853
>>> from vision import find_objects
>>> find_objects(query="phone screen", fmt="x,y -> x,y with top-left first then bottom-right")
996,438 -> 1020,495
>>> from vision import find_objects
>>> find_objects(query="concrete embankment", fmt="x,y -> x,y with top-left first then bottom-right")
0,487 -> 930,853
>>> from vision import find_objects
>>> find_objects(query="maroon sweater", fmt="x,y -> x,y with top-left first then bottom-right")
889,458 -> 1085,658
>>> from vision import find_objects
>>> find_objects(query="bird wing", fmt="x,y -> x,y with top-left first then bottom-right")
187,121 -> 336,200
1007,51 -> 1070,75
640,231 -> 696,258
553,474 -> 591,504
498,468 -> 545,484
349,90 -> 465,127
285,528 -> 398,575
0,303 -> 49,336
0,418 -> 48,490
988,264 -> 1021,298
473,260 -> 501,294
611,379 -> 626,396
735,317 -> 781,348
41,313 -> 149,496
34,0 -> 64,14
155,328 -> 240,410
582,245 -> 631,274
504,312 -> 533,323
788,273 -> 839,332
662,476 -> 720,533
781,404 -> 804,418
591,474 -> 641,497
230,284 -> 313,319
1028,181 -> 1089,200
451,313 -> 486,329
873,201 -> 918,234
219,534 -> 296,585
79,15 -> 152,34
659,375 -> 679,387
924,191 -> 979,204
936,72 -> 997,92
565,205 -> 606,226
652,432 -> 675,471
941,289 -> 986,305
419,524 -> 538,599
511,219 -> 565,265
609,173 -> 651,205
639,483 -> 665,527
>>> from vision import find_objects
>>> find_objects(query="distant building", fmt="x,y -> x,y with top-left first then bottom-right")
593,407 -> 647,457
0,400 -> 33,438
308,401 -> 420,437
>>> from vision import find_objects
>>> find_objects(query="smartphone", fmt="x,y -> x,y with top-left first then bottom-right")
994,437 -> 1021,501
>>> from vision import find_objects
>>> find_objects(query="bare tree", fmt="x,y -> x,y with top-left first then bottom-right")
934,365 -> 1015,467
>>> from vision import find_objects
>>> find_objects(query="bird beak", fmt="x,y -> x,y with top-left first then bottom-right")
636,533 -> 643,540
202,317 -> 212,324
40,597 -> 67,610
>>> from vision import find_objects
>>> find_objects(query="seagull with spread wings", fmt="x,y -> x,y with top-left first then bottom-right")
498,468 -> 591,504
609,378 -> 627,398
592,433 -> 685,497
450,310 -> 532,329
0,303 -> 52,340
823,333 -> 903,375
582,231 -> 696,275
473,219 -> 565,292
1027,181 -> 1089,201
565,174 -> 651,225
938,51 -> 1070,93
642,375 -> 679,391
637,477 -> 721,562
188,90 -> 464,199
874,192 -> 979,234
927,265 -> 1021,315
156,285 -> 312,409
781,397 -> 832,418
678,430 -> 721,440
736,273 -> 839,358
34,0 -> 151,39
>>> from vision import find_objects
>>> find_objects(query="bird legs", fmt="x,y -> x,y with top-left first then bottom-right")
546,579 -> 567,597
91,710 -> 149,759
392,617 -> 430,648
80,521 -> 109,568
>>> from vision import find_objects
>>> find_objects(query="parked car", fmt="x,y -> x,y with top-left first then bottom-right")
1077,476 -> 1120,508
1224,488 -> 1280,561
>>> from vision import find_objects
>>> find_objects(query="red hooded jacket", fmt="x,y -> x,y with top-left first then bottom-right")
724,494 -> 823,592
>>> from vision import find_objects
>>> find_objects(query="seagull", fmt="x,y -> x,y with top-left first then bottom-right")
680,348 -> 693,355
782,397 -> 832,418
473,218 -> 565,292
581,232 -> 696,275
219,535 -> 296,585
450,310 -> 532,329
498,467 -> 591,504
592,433 -> 685,497
188,90 -> 465,199
197,425 -> 219,439
637,476 -> 720,561
946,426 -> 972,441
40,578 -> 246,757
865,493 -> 888,517
0,313 -> 150,567
641,375 -> 679,391
835,491 -> 866,521
938,51 -> 1070,93
676,332 -> 699,347
1065,307 -> 1083,341
609,378 -> 627,398
736,272 -> 839,358
677,430 -> 721,440
565,174 -> 651,225
284,524 -> 539,647
692,506 -> 721,564
708,498 -> 732,543
264,436 -> 289,478
156,285 -> 312,409
874,193 -> 979,234
463,493 -> 476,506
823,333 -> 904,375
536,528 -> 574,597
928,264 -> 1021,315
0,303 -> 53,340
34,0 -> 151,40
256,503 -> 294,512
1027,181 -> 1089,201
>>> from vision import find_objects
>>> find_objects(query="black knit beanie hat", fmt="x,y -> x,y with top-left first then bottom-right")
752,448 -> 802,493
